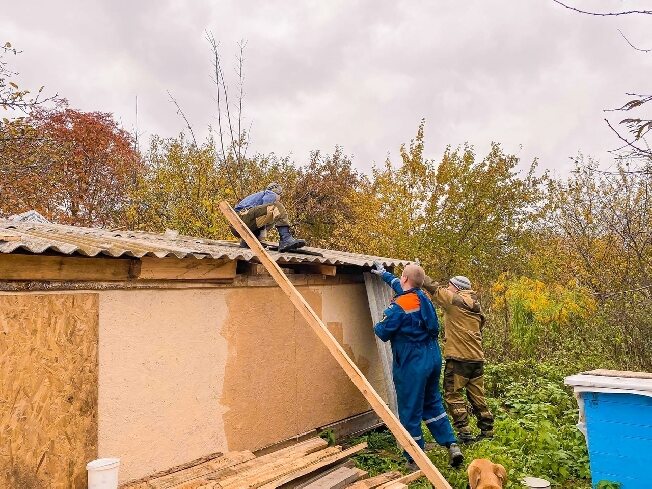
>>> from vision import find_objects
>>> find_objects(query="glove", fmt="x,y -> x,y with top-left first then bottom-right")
371,260 -> 386,275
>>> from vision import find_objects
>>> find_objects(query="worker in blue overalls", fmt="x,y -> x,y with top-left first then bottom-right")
371,261 -> 464,469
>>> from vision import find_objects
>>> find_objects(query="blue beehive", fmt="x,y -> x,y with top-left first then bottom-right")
565,370 -> 652,489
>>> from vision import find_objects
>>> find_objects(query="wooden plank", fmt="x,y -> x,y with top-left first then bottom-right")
301,466 -> 363,489
219,201 -> 452,489
318,411 -> 383,442
291,460 -> 357,488
199,439 -> 328,488
143,451 -> 255,488
258,442 -> 368,489
346,471 -> 403,489
217,446 -> 344,489
376,471 -> 423,488
378,483 -> 407,489
363,273 -> 398,415
0,253 -> 135,281
138,257 -> 236,280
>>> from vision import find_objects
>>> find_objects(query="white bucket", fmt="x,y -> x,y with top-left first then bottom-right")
522,477 -> 551,489
87,458 -> 120,489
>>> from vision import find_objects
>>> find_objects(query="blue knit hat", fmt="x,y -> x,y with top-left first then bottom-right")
450,276 -> 471,290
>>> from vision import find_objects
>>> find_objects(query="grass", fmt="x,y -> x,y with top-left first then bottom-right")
345,361 -> 592,488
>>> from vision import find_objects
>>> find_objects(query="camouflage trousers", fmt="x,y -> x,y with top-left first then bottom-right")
443,359 -> 494,436
236,202 -> 290,233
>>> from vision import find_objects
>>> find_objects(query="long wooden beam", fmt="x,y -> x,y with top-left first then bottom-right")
219,201 -> 452,489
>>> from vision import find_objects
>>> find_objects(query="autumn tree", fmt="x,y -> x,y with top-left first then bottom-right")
1,108 -> 142,226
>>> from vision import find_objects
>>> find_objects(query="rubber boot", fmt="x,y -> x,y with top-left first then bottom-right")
448,443 -> 464,468
277,225 -> 306,252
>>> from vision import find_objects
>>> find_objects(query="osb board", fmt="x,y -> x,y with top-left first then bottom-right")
222,284 -> 376,451
0,293 -> 99,489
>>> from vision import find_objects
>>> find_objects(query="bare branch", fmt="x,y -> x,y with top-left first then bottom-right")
167,90 -> 197,146
206,32 -> 227,162
551,0 -> 652,16
618,29 -> 652,52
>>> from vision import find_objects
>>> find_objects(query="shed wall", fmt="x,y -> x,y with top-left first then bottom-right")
0,293 -> 98,489
97,282 -> 382,483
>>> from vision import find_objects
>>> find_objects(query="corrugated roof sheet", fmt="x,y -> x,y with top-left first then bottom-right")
0,219 -> 410,268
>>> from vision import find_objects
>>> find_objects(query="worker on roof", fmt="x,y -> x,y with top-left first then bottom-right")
423,275 -> 494,444
233,182 -> 306,252
371,261 -> 464,470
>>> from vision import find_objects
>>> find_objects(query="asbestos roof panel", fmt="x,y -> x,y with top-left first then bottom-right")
0,219 -> 410,268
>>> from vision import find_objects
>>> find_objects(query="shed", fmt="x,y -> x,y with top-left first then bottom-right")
565,369 -> 652,489
0,214 -> 407,487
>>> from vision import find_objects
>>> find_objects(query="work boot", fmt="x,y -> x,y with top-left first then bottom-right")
448,443 -> 464,468
277,225 -> 306,252
405,460 -> 419,472
458,432 -> 475,445
476,430 -> 494,441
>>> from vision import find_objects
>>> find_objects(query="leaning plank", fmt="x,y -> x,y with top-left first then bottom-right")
376,471 -> 423,488
217,446 -> 344,489
302,466 -> 365,489
363,272 -> 398,415
219,201 -> 452,489
146,451 -> 255,488
258,442 -> 368,489
345,471 -> 403,489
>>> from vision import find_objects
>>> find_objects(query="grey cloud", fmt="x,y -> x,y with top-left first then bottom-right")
2,0 -> 650,174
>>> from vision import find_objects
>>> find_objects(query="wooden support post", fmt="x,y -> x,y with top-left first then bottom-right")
363,272 -> 398,415
219,201 -> 452,489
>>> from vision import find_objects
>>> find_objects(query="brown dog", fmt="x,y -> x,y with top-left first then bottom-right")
467,458 -> 507,489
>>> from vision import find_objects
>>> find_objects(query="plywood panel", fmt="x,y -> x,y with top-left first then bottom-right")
0,293 -> 99,489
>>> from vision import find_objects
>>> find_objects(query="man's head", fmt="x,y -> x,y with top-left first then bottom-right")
448,275 -> 472,293
400,263 -> 425,290
266,182 -> 283,195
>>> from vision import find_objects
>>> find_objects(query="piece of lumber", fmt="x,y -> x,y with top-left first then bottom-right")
138,256 -> 236,280
0,253 -> 136,281
258,442 -> 368,489
376,471 -> 423,488
219,201 -> 452,489
292,460 -> 358,488
378,483 -> 407,489
199,438 -> 329,488
145,451 -> 255,488
121,451 -> 227,488
301,466 -> 364,489
346,471 -> 403,489
363,272 -> 398,415
318,411 -> 383,442
216,446 -> 345,489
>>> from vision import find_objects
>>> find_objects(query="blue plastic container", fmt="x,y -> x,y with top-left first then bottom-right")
565,371 -> 652,489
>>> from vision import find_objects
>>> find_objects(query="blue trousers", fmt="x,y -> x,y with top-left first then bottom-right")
392,339 -> 457,459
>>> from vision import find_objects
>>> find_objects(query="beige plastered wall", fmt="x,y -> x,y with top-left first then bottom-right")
98,282 -> 385,483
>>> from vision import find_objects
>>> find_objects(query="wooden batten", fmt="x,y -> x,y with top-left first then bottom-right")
0,253 -> 136,281
138,257 -> 236,280
0,253 -> 236,282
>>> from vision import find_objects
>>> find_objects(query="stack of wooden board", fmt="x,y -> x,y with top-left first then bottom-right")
123,437 -> 384,489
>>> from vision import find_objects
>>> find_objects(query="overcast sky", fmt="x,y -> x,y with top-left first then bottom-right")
2,1 -> 651,174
